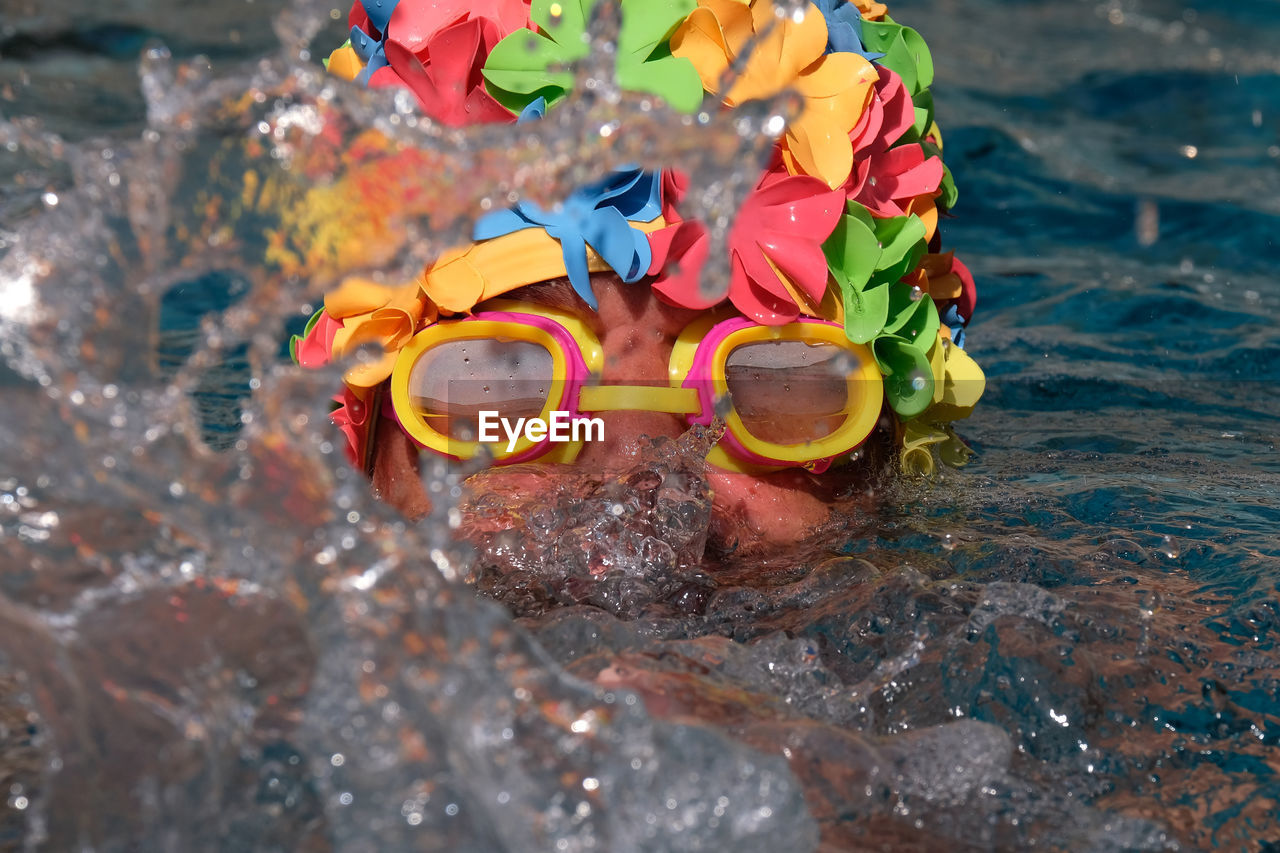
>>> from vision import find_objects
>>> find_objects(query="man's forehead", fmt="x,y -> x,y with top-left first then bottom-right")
489,277 -> 604,333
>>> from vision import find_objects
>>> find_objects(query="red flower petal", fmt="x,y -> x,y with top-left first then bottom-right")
726,170 -> 842,323
650,164 -> 840,323
756,233 -> 830,303
951,254 -> 976,321
330,387 -> 371,469
296,311 -> 342,368
649,220 -> 720,309
387,0 -> 468,55
387,0 -> 532,56
660,169 -> 690,223
736,259 -> 803,325
349,1 -> 376,39
852,145 -> 943,218
875,67 -> 915,150
885,151 -> 943,201
381,18 -> 514,127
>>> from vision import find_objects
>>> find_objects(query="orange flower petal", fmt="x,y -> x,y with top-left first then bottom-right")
326,277 -> 409,319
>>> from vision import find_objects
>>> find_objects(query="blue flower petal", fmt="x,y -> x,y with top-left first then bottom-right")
359,0 -> 401,36
350,25 -> 380,62
812,0 -> 887,60
517,97 -> 548,123
941,304 -> 967,349
353,41 -> 389,87
470,169 -> 664,309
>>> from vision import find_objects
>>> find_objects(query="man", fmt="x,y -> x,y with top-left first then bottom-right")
294,0 -> 984,582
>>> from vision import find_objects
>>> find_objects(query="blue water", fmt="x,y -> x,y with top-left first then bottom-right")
2,0 -> 1280,850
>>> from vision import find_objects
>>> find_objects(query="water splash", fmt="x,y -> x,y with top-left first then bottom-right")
4,0 -> 1280,850
0,2 -> 822,848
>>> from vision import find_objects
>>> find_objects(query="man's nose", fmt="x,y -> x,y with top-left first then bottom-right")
570,409 -> 690,470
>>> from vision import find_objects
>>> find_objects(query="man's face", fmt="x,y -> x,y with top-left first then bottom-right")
370,273 -> 886,563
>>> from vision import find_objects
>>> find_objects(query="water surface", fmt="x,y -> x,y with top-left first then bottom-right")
2,0 -> 1279,850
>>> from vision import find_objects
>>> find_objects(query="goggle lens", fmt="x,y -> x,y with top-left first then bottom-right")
724,340 -> 860,446
406,338 -> 553,441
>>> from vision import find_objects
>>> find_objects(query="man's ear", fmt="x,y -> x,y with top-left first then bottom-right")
370,410 -> 434,520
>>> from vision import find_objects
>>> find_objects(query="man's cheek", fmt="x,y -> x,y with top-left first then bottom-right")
705,469 -> 837,547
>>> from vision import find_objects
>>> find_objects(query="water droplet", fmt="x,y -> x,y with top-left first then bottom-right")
910,374 -> 927,391
1158,534 -> 1179,559
909,285 -> 923,301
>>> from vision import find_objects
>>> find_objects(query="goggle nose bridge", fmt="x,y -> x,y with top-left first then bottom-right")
389,302 -> 883,471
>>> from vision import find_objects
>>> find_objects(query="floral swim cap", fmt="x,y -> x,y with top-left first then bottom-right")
295,0 -> 985,475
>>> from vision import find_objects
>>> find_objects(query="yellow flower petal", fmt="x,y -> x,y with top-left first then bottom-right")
332,308 -> 418,388
929,334 -> 946,406
906,195 -> 939,244
423,218 -> 668,313
673,0 -> 830,105
726,2 -> 828,103
671,5 -> 741,95
343,351 -> 399,389
785,119 -> 854,189
326,277 -> 413,319
924,343 -> 986,422
326,45 -> 364,82
778,50 -> 876,186
925,269 -> 963,301
853,0 -> 887,21
901,420 -> 948,476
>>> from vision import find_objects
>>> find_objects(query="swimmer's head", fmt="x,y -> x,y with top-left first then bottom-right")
294,0 -> 986,552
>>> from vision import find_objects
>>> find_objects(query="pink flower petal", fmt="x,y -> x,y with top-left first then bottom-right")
296,312 -> 341,368
649,221 -> 720,309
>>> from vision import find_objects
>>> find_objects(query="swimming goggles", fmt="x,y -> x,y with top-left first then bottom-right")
386,300 -> 884,474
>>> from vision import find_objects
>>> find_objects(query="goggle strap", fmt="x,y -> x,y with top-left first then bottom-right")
578,385 -> 701,415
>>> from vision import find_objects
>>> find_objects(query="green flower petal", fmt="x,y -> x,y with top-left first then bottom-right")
823,205 -> 884,343
861,16 -> 934,96
616,0 -> 701,112
901,25 -> 935,92
616,49 -> 703,113
882,282 -> 939,344
841,278 -> 891,345
484,0 -> 701,115
618,0 -> 693,58
921,141 -> 958,211
823,205 -> 878,283
483,28 -> 579,112
910,88 -> 934,141
869,214 -> 927,287
824,206 -> 932,346
873,336 -> 935,418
